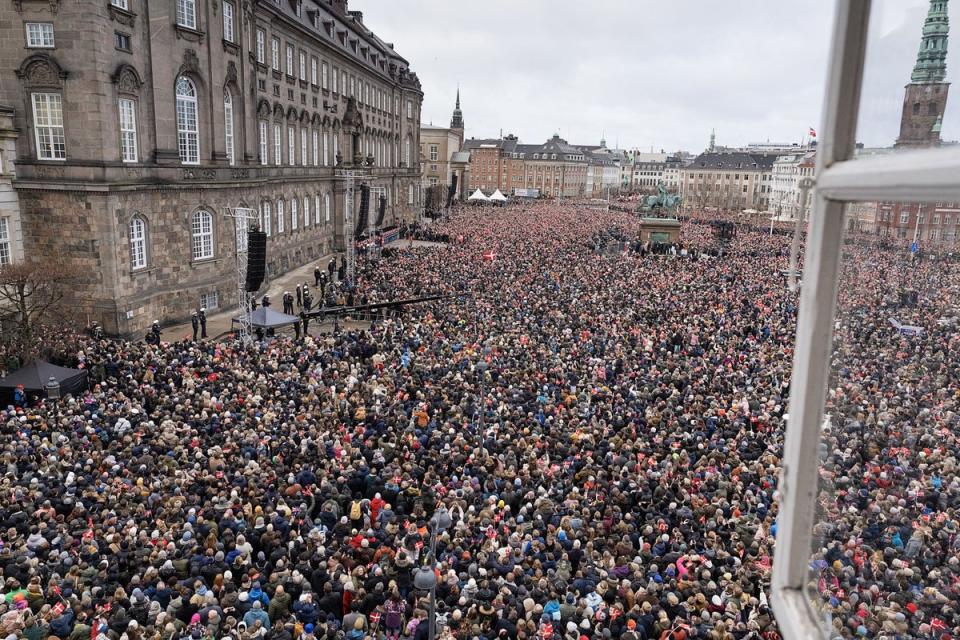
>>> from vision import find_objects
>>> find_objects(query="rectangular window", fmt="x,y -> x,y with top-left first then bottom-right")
271,38 -> 280,71
200,291 -> 219,310
408,184 -> 414,204
31,93 -> 65,160
277,201 -> 284,233
222,1 -> 234,42
175,0 -> 196,29
323,131 -> 329,166
312,129 -> 319,166
301,128 -> 308,165
333,67 -> 339,93
263,202 -> 271,236
118,98 -> 138,163
315,195 -> 321,225
286,44 -> 294,76
256,29 -> 265,64
0,219 -> 11,266
900,211 -> 909,224
291,199 -> 298,230
26,22 -> 55,48
322,62 -> 329,89
303,197 -> 309,227
407,99 -> 413,118
299,51 -> 306,80
288,126 -> 295,164
114,31 -> 131,51
311,57 -> 318,85
259,121 -> 268,165
430,145 -> 438,162
273,123 -> 282,165
349,76 -> 355,97
111,0 -> 128,8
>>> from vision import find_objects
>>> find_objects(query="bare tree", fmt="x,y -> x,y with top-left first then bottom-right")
0,260 -> 80,362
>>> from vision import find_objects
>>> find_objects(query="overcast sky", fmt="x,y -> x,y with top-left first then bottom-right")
352,0 -> 958,152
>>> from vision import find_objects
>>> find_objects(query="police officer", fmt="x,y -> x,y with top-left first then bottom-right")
146,320 -> 161,346
262,294 -> 271,309
296,284 -> 303,309
199,308 -> 208,338
191,311 -> 199,341
314,265 -> 322,287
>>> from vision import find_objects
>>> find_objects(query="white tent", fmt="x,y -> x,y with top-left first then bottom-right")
468,189 -> 489,202
489,189 -> 508,202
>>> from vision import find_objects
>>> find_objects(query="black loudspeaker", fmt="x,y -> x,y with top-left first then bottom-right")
245,230 -> 267,292
375,195 -> 386,227
355,185 -> 370,239
447,175 -> 458,207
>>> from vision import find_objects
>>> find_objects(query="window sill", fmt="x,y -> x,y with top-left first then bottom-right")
174,24 -> 205,43
223,40 -> 239,55
191,257 -> 220,267
130,266 -> 157,276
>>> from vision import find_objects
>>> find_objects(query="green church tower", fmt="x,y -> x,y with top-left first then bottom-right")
897,0 -> 950,148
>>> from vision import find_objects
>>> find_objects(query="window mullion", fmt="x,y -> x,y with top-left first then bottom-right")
817,149 -> 960,202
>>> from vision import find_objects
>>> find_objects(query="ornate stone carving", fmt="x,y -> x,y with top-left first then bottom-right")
108,4 -> 136,26
112,64 -> 143,94
272,103 -> 285,120
178,49 -> 201,79
16,54 -> 68,88
257,99 -> 271,119
286,106 -> 298,122
231,168 -> 249,179
225,60 -> 238,87
181,168 -> 217,180
174,25 -> 205,44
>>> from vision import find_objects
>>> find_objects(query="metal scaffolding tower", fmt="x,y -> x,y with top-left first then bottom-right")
336,168 -> 367,288
223,207 -> 257,346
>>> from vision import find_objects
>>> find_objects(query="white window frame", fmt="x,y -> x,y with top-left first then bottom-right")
303,196 -> 310,227
129,216 -> 147,270
286,44 -> 294,76
291,198 -> 298,230
176,0 -> 196,29
301,127 -> 308,165
191,210 -> 214,261
118,98 -> 138,163
277,199 -> 285,233
222,1 -> 234,42
299,51 -> 306,81
322,62 -> 329,90
771,3 -> 960,639
312,129 -> 319,166
32,92 -> 66,161
0,218 -> 11,266
175,76 -> 200,164
323,131 -> 329,166
26,22 -> 55,48
271,38 -> 280,71
315,194 -> 321,225
274,123 -> 282,165
324,193 -> 331,223
256,29 -> 265,64
288,125 -> 296,165
259,121 -> 268,165
311,57 -> 318,85
263,201 -> 272,236
224,89 -> 235,166
111,0 -> 128,9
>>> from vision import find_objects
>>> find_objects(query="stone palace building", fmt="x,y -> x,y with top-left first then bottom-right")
0,0 -> 423,336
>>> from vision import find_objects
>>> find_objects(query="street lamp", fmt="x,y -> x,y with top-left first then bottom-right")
44,376 -> 61,401
413,508 -> 453,640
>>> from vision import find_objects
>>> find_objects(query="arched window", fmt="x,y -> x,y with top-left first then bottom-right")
129,216 -> 147,270
263,201 -> 272,236
291,198 -> 298,230
303,196 -> 310,227
224,89 -> 235,166
315,194 -> 321,224
277,199 -> 285,233
191,210 -> 213,260
404,137 -> 411,166
324,193 -> 331,223
176,77 -> 199,164
913,102 -> 921,115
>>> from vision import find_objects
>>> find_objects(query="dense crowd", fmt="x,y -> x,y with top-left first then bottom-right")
0,203 -> 957,640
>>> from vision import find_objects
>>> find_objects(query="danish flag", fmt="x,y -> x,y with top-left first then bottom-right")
482,250 -> 497,262
808,127 -> 817,138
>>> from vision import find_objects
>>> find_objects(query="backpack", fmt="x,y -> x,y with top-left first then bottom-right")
349,501 -> 362,520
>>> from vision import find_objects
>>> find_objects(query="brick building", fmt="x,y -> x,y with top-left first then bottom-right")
0,0 -> 423,336
465,134 -> 588,198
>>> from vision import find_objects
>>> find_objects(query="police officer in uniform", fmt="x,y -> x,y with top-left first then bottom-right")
191,312 -> 199,341
199,308 -> 208,339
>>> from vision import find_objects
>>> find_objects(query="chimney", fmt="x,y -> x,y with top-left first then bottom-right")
348,9 -> 363,25
330,0 -> 347,15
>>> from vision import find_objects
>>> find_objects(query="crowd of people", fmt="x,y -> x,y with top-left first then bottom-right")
0,203 -> 957,640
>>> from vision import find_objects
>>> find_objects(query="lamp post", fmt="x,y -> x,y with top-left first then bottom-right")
413,508 -> 453,640
44,376 -> 61,401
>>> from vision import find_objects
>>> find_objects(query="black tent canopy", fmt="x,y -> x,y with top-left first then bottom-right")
232,307 -> 301,329
0,360 -> 88,395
